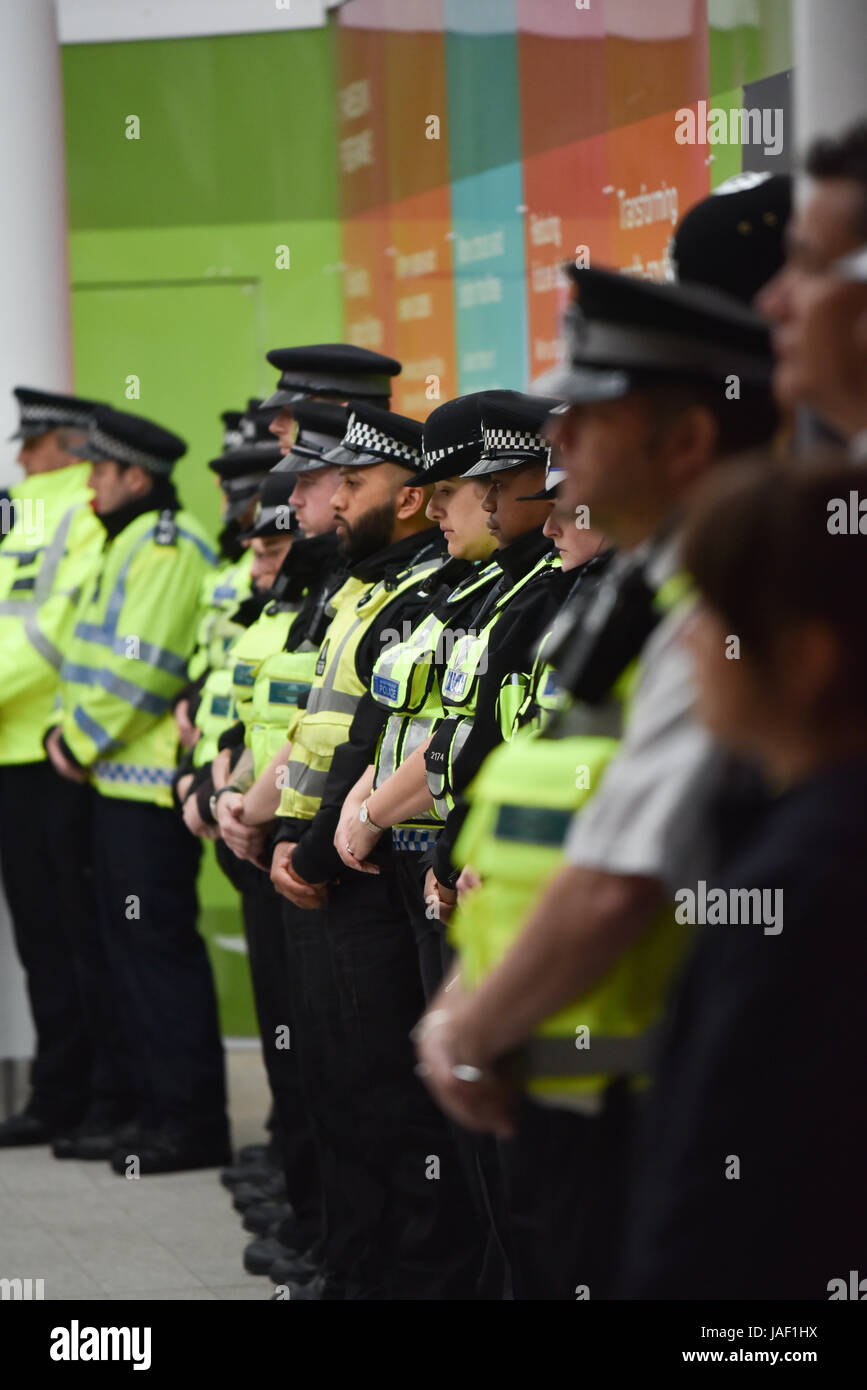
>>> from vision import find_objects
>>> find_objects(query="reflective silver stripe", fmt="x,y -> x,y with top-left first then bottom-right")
60,661 -> 171,716
23,620 -> 63,669
284,761 -> 330,799
402,715 -> 436,761
33,505 -> 76,603
74,704 -> 118,753
375,715 -> 403,786
0,600 -> 32,616
522,1029 -> 658,1078
307,609 -> 364,712
304,686 -> 359,717
112,635 -> 188,677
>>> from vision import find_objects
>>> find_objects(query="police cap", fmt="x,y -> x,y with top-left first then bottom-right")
262,344 -> 402,411
420,393 -> 486,484
71,405 -> 186,476
271,400 -> 351,475
461,390 -> 562,477
11,386 -> 104,442
534,264 -> 775,405
239,470 -> 298,540
322,401 -> 424,476
673,173 -> 792,304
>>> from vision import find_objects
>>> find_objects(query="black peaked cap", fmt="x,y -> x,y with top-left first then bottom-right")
71,404 -> 186,476
462,390 -> 561,477
11,386 -> 104,442
322,400 -> 424,475
420,392 -> 488,483
262,344 -> 401,410
272,400 -> 351,475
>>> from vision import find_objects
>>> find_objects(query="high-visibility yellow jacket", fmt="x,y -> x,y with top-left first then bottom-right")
54,506 -> 215,805
451,574 -> 692,1107
0,464 -> 104,764
188,547 -> 254,684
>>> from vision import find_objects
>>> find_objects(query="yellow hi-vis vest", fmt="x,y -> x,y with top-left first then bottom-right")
244,613 -> 319,779
277,551 -> 442,824
188,547 -> 254,683
0,464 -> 104,764
56,507 -> 215,805
426,552 -> 560,818
451,575 -> 691,1108
368,560 -> 500,852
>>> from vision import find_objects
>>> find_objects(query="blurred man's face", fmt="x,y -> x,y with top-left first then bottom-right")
289,466 -> 340,537
87,459 -> 149,514
547,396 -> 672,544
479,463 -> 549,546
758,178 -> 867,426
268,408 -> 296,454
17,427 -> 86,476
249,534 -> 293,590
426,476 -> 496,561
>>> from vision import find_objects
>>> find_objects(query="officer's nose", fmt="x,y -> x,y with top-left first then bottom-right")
480,484 -> 496,513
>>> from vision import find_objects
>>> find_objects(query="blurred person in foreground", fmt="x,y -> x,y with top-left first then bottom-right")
619,457 -> 867,1299
758,120 -> 867,458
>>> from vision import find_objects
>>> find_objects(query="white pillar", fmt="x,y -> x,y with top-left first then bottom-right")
0,0 -> 69,1078
794,0 -> 867,155
0,0 -> 72,486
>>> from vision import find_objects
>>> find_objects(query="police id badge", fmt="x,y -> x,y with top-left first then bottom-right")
154,509 -> 177,546
315,639 -> 329,677
372,673 -> 400,704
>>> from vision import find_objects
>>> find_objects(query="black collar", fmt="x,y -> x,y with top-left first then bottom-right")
494,526 -> 554,582
97,477 -> 180,542
349,525 -> 446,585
270,529 -> 342,604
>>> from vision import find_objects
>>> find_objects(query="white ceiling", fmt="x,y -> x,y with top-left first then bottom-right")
56,0 -> 337,45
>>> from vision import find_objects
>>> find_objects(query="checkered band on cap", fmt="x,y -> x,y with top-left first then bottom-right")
422,439 -> 476,469
20,402 -> 92,428
223,427 -> 243,450
482,425 -> 548,458
88,424 -> 174,474
344,412 -> 421,466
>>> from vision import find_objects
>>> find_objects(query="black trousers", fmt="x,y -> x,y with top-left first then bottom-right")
0,763 -> 129,1127
499,1083 -> 636,1300
392,852 -> 511,1300
91,794 -> 228,1136
323,866 -> 486,1298
231,854 -> 321,1253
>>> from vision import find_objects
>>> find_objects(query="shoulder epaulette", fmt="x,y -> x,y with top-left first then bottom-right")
154,509 -> 178,547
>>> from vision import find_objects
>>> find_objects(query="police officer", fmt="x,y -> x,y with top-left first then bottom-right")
202,403 -> 350,1275
46,404 -> 230,1174
421,392 -> 564,919
176,410 -> 285,810
268,403 -> 491,1299
416,266 -> 780,1298
0,387 -> 110,1147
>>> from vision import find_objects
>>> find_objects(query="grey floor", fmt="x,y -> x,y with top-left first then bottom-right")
0,1047 -> 274,1301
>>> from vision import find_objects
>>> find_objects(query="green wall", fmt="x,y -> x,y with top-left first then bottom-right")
62,28 -> 344,1035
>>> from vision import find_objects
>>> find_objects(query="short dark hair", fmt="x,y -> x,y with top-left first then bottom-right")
683,453 -> 867,713
805,121 -> 867,239
643,378 -> 780,459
